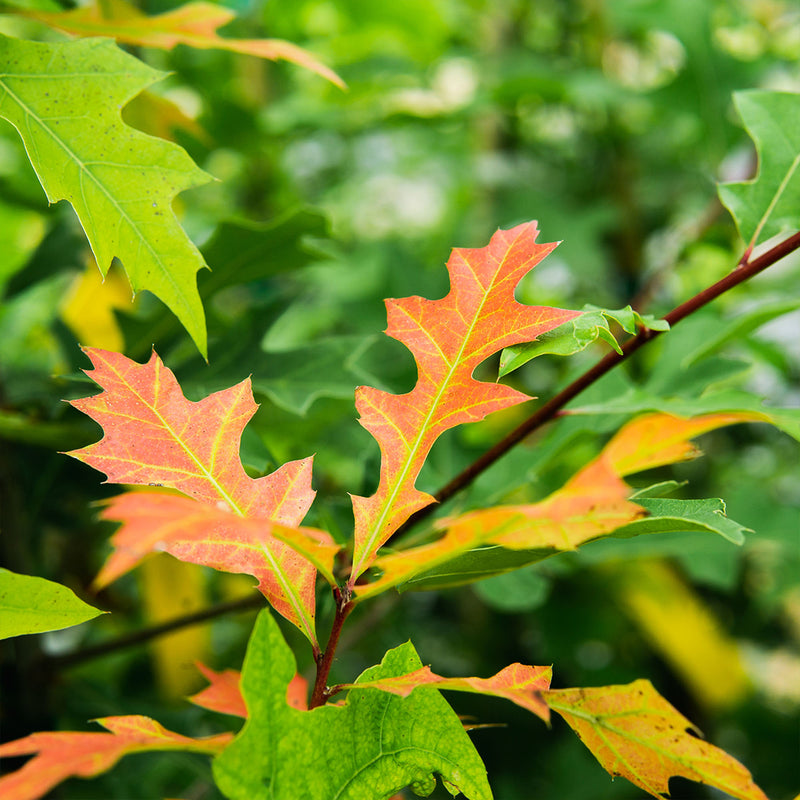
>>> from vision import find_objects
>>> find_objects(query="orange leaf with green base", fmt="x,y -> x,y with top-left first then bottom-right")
349,221 -> 580,583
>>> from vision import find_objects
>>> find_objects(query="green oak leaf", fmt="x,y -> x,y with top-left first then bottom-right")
0,568 -> 105,639
718,90 -> 800,251
0,35 -> 212,356
214,610 -> 492,800
499,305 -> 668,377
401,497 -> 750,591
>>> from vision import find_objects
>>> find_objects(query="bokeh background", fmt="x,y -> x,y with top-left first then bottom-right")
1,0 -> 798,797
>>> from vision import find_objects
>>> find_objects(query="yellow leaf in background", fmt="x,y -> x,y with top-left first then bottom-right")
60,262 -> 135,352
138,553 -> 209,698
611,559 -> 751,710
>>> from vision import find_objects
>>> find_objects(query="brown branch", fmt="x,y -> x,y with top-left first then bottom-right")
396,230 -> 800,536
309,587 -> 354,709
46,594 -> 265,669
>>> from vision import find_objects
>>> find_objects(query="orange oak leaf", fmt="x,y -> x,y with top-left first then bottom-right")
349,221 -> 580,583
544,680 -> 769,800
66,348 -> 328,644
450,412 -> 764,552
96,492 -> 337,642
189,663 -> 246,718
357,412 -> 759,598
68,348 -> 315,519
340,663 -> 552,722
24,0 -> 344,88
0,715 -> 232,800
189,663 -> 308,717
601,412 -> 764,476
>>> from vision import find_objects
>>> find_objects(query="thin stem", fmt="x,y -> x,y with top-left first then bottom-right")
309,587 -> 354,709
395,230 -> 800,536
46,594 -> 264,669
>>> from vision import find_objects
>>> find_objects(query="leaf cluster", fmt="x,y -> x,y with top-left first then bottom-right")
0,3 -> 798,800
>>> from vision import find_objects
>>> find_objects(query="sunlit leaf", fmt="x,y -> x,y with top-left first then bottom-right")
66,348 -> 330,644
0,35 -> 212,355
350,221 -> 580,581
358,413 -> 760,598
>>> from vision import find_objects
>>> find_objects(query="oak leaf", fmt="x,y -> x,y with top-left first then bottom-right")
189,662 -> 309,716
67,348 -> 334,645
0,35 -> 212,355
358,412 -> 760,597
337,662 -> 552,722
0,715 -> 232,800
350,221 -> 580,582
213,609 -> 492,800
544,680 -> 768,800
24,0 -> 344,88
718,90 -> 800,253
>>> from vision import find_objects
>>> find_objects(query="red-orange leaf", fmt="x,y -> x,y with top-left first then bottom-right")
67,348 -> 327,644
25,0 -> 344,88
450,412 -> 763,552
68,348 -> 315,520
96,492 -> 336,641
189,663 -> 308,716
444,457 -> 642,551
544,681 -> 768,800
349,221 -> 580,582
340,663 -> 552,722
189,663 -> 247,718
357,412 -> 759,598
0,715 -> 232,800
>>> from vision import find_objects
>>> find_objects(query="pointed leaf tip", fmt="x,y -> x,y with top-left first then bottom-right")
350,221 -> 580,580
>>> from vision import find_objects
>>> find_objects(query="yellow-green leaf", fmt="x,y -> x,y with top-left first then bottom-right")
0,568 -> 105,640
545,680 -> 768,800
0,35 -> 212,355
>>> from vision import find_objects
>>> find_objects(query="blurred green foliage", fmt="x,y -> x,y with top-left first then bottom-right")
0,0 -> 798,798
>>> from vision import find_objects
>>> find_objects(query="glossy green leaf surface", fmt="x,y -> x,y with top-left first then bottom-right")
500,305 -> 668,377
213,610 -> 492,800
0,35 -> 212,355
0,568 -> 105,639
